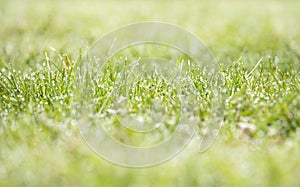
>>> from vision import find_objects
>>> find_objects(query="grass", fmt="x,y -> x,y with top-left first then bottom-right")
1,0 -> 300,186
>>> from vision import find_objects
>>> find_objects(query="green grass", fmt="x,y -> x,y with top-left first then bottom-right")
1,0 -> 300,186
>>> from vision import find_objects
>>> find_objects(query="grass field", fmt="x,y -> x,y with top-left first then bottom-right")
1,0 -> 300,186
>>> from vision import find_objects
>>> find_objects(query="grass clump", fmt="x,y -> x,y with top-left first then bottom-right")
1,0 -> 300,186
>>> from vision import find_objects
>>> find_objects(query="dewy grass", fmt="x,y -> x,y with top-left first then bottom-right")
1,52 -> 299,136
0,0 -> 300,186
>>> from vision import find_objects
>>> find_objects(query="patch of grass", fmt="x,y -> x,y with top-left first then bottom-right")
0,0 -> 300,186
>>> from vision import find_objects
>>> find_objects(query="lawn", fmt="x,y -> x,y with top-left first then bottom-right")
0,0 -> 300,186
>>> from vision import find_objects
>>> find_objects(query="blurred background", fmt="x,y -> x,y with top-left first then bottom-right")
1,0 -> 299,68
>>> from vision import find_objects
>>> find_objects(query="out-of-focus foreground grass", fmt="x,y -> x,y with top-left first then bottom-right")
0,0 -> 300,186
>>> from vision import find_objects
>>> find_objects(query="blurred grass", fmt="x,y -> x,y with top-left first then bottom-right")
0,0 -> 300,186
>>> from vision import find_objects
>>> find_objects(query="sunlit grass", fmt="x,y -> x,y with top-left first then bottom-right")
0,0 -> 300,186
